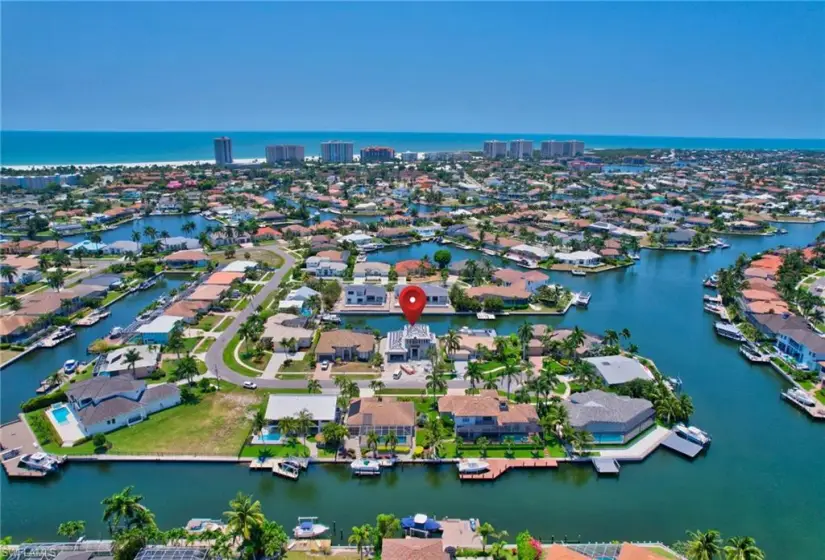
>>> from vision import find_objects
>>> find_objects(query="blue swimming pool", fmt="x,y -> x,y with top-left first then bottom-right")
260,430 -> 282,443
52,406 -> 71,425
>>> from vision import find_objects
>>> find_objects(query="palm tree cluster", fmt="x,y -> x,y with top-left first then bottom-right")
676,529 -> 765,560
275,408 -> 314,448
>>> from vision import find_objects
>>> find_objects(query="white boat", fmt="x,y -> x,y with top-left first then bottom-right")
320,313 -> 341,324
629,253 -> 641,261
476,312 -> 496,320
703,294 -> 722,304
704,303 -> 723,315
40,326 -> 76,348
350,459 -> 381,476
19,452 -> 63,472
783,388 -> 816,408
572,292 -> 591,307
185,518 -> 226,534
674,424 -> 712,447
293,517 -> 329,539
75,310 -> 111,327
703,275 -> 719,288
63,359 -> 78,374
355,254 -> 367,263
715,321 -> 745,342
571,269 -> 587,276
698,247 -> 711,254
138,278 -> 157,290
457,459 -> 489,474
110,326 -> 124,338
378,457 -> 396,468
739,344 -> 770,363
720,243 -> 731,249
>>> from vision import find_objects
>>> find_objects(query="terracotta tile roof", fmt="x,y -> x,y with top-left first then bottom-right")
346,398 -> 415,428
205,271 -> 244,285
315,329 -> 375,354
438,391 -> 538,425
617,543 -> 666,560
544,544 -> 591,559
381,538 -> 446,560
466,284 -> 531,300
0,315 -> 36,336
163,250 -> 207,262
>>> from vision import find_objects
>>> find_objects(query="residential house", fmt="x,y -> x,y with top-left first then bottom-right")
345,285 -> 387,306
305,256 -> 347,277
262,315 -> 314,350
493,269 -> 550,293
393,284 -> 449,307
665,228 -> 697,246
160,237 -> 201,251
204,271 -> 244,285
0,315 -> 37,342
465,284 -> 531,306
553,251 -> 602,267
583,355 -> 654,386
315,329 -> 376,362
63,377 -> 180,437
163,250 -> 209,268
0,256 -> 42,290
438,390 -> 540,442
68,240 -> 111,254
381,539 -> 449,560
209,231 -> 250,247
353,261 -> 390,280
507,244 -> 550,264
263,395 -> 339,434
775,327 -> 825,371
186,285 -> 227,305
339,232 -> 377,247
346,397 -> 416,445
108,240 -> 141,255
385,324 -> 437,362
99,345 -> 161,379
377,227 -> 412,240
136,315 -> 182,344
563,390 -> 655,444
164,300 -> 210,322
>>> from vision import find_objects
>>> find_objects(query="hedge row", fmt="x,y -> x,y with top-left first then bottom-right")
21,390 -> 67,413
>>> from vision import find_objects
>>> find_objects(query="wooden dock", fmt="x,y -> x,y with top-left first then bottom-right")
458,458 -> 558,481
0,418 -> 48,478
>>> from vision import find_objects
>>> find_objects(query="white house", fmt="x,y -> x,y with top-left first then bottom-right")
345,285 -> 387,305
305,256 -> 347,277
384,324 -> 437,362
339,232 -> 376,247
353,262 -> 390,279
554,250 -> 603,267
263,394 -> 339,434
99,345 -> 161,379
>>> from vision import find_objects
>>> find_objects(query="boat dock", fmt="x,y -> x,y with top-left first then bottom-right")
0,418 -> 48,478
780,391 -> 825,420
660,433 -> 704,458
592,457 -> 620,475
249,456 -> 310,479
458,458 -> 558,481
572,292 -> 592,307
75,311 -> 111,327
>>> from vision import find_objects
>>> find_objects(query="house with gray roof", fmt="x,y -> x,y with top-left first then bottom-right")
393,284 -> 449,306
108,240 -> 141,255
63,377 -> 180,437
160,236 -> 200,251
353,261 -> 390,279
99,344 -> 161,379
583,355 -> 654,386
385,324 -> 437,362
563,390 -> 655,444
345,285 -> 387,305
775,326 -> 825,372
665,228 -> 697,246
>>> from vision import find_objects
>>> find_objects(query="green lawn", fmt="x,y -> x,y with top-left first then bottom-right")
160,358 -> 207,381
222,335 -> 263,377
279,358 -> 314,373
330,373 -> 379,380
815,390 -> 825,405
238,442 -> 309,458
195,314 -> 219,331
234,298 -> 250,311
376,388 -> 425,396
799,380 -> 815,391
40,388 -> 260,456
196,337 -> 215,353
100,290 -> 127,306
276,373 -> 310,379
478,361 -> 505,372
439,440 -> 566,459
240,350 -> 271,371
214,317 -> 232,332
182,337 -> 203,352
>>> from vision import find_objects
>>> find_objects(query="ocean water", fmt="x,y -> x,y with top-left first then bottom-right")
2,131 -> 824,166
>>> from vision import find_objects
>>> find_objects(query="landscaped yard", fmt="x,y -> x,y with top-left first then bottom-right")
182,337 -> 203,352
209,248 -> 284,268
478,360 -> 505,372
195,314 -> 220,331
197,337 -> 215,353
240,350 -> 271,371
159,358 -> 208,381
223,335 -> 263,377
816,389 -> 825,405
39,387 -> 260,456
214,317 -> 232,332
238,441 -> 309,458
279,355 -> 315,373
330,373 -> 379,381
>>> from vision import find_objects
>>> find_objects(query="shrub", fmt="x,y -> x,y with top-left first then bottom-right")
21,390 -> 67,412
92,433 -> 108,451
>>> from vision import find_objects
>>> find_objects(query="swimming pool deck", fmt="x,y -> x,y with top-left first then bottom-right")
458,458 -> 558,481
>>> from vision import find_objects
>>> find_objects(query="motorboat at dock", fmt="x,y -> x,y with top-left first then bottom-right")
293,517 -> 330,539
572,292 -> 591,307
39,326 -> 75,348
715,321 -> 745,342
782,387 -> 816,408
18,452 -> 65,474
740,344 -> 771,363
674,424 -> 712,447
350,459 -> 381,476
75,310 -> 111,327
457,459 -> 489,474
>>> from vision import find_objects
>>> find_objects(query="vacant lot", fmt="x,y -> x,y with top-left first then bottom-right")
209,248 -> 284,268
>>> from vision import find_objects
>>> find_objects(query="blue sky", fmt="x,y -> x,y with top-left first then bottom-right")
2,2 -> 823,139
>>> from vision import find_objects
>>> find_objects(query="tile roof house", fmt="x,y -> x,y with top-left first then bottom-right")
346,397 -> 415,444
395,259 -> 433,277
438,390 -> 539,441
466,284 -> 531,305
262,316 -> 314,350
563,390 -> 655,444
385,324 -> 437,362
381,538 -> 449,560
544,544 -> 591,560
163,250 -> 209,268
493,268 -> 550,293
0,315 -> 37,340
204,271 -> 245,285
65,377 -> 180,438
315,329 -> 375,362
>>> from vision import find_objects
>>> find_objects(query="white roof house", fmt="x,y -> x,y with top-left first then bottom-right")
278,299 -> 304,311
137,315 -> 183,335
222,260 -> 259,273
286,287 -> 320,301
583,355 -> 654,386
264,394 -> 338,422
511,244 -> 550,260
339,232 -> 375,246
554,250 -> 602,266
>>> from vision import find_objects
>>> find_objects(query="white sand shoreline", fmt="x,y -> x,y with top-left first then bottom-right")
2,157 -> 267,171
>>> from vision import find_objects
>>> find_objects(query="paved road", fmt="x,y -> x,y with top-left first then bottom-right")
205,244 -> 472,392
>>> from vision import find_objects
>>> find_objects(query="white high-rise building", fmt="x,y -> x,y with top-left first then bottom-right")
483,140 -> 507,159
214,137 -> 233,166
540,140 -> 585,158
321,141 -> 354,163
509,139 -> 533,160
266,145 -> 305,163
570,140 -> 585,156
400,151 -> 418,163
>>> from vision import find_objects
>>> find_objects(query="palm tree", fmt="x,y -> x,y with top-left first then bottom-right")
425,370 -> 447,404
348,524 -> 373,560
0,265 -> 18,285
131,230 -> 142,246
252,410 -> 266,436
478,522 -> 507,554
123,348 -> 142,377
101,486 -> 146,534
306,378 -> 322,394
620,327 -> 632,342
366,430 -> 381,457
57,520 -> 86,540
603,329 -> 620,348
182,221 -> 197,236
385,432 -> 399,456
444,328 -> 461,357
295,408 -> 314,445
279,417 -> 299,444
47,268 -> 67,292
465,361 -> 483,391
74,247 -> 88,267
224,492 -> 265,541
369,379 -> 386,398
517,321 -> 534,361
500,360 -> 520,397
173,356 -> 200,385
7,298 -> 21,312
685,529 -> 722,560
493,336 -> 509,362
723,536 -> 764,560
239,322 -> 257,352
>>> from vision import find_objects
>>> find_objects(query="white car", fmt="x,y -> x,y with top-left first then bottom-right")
392,369 -> 402,380
321,361 -> 330,371
243,381 -> 258,390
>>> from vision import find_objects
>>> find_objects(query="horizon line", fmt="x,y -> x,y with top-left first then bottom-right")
3,129 -> 824,142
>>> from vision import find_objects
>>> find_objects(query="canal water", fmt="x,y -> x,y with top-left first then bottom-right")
63,214 -> 213,245
2,221 -> 825,556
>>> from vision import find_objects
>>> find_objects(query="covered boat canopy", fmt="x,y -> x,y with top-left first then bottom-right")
401,514 -> 441,533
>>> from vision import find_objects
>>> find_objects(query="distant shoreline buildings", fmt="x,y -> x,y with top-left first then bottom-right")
213,137 -> 233,166
265,144 -> 305,164
0,173 -> 80,188
321,141 -> 354,163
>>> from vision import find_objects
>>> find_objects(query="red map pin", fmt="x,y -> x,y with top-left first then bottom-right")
398,285 -> 427,325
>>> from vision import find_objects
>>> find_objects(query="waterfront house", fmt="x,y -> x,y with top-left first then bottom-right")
553,250 -> 602,267
285,286 -> 321,302
204,271 -> 244,286
108,240 -> 141,255
583,355 -> 654,386
208,231 -> 251,247
353,261 -> 390,280
164,300 -> 209,322
346,397 -> 415,445
0,239 -> 41,254
438,390 -> 540,442
385,324 -> 437,362
253,226 -> 280,241
63,377 -> 181,437
507,244 -> 550,264
263,394 -> 338,435
186,285 -> 227,305
563,389 -> 655,444
262,315 -> 314,350
413,223 -> 443,238
68,240 -> 111,254
305,256 -> 347,277
163,250 -> 209,268
665,228 -> 696,246
345,285 -> 387,306
393,284 -> 450,306
0,256 -> 42,291
775,326 -> 825,371
314,329 -> 376,362
446,333 -> 496,361
395,259 -> 434,278
465,284 -> 531,306
136,315 -> 182,345
0,315 -> 37,342
160,236 -> 201,251
99,345 -> 161,379
339,232 -> 377,247
381,539 -> 449,560
493,268 -> 550,293
377,227 -> 413,240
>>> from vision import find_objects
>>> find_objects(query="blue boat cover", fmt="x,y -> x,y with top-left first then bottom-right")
401,516 -> 441,531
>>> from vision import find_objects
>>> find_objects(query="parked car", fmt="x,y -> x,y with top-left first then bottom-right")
243,381 -> 257,390
321,360 -> 330,371
392,369 -> 402,380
